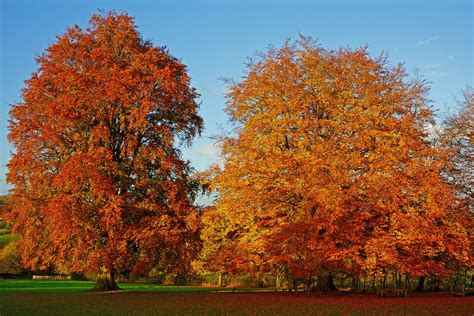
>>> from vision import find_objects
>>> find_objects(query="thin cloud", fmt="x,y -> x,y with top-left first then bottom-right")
190,143 -> 223,168
427,71 -> 454,78
417,35 -> 439,46
184,142 -> 223,173
201,86 -> 227,95
194,143 -> 220,159
424,63 -> 442,69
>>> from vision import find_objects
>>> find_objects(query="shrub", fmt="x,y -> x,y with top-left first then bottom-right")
0,240 -> 22,275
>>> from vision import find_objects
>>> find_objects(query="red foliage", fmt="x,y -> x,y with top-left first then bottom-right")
7,12 -> 202,277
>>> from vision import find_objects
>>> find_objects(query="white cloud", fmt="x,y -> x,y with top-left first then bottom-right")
194,143 -> 220,159
421,63 -> 454,78
426,71 -> 454,78
185,142 -> 223,171
201,86 -> 227,95
424,63 -> 442,69
194,193 -> 217,208
417,35 -> 439,46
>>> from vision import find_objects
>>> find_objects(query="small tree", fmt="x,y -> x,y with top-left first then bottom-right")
0,241 -> 22,275
7,12 -> 203,290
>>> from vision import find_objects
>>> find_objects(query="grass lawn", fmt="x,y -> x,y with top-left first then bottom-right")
0,279 -> 473,315
0,279 -> 221,293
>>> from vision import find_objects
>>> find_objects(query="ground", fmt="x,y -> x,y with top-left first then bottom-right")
0,280 -> 473,315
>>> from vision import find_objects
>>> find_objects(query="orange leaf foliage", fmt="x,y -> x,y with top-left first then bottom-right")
200,37 -> 471,279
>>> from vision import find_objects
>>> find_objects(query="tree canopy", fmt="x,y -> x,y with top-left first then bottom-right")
199,38 -> 471,282
7,12 -> 203,290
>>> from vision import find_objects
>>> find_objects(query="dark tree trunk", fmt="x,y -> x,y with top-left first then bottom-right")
92,267 -> 121,291
434,278 -> 440,292
318,274 -> 338,291
305,276 -> 312,297
352,276 -> 359,290
453,275 -> 459,291
292,278 -> 298,296
415,276 -> 425,292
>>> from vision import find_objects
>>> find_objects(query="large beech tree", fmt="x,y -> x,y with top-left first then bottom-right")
7,12 -> 203,290
201,38 -> 471,286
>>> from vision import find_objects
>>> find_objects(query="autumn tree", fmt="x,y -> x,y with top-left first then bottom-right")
7,12 -> 203,290
201,37 -> 471,289
0,196 -> 7,219
439,88 -> 473,208
0,241 -> 22,275
435,88 -> 474,289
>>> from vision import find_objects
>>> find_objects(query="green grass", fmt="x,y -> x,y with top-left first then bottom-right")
0,279 -> 270,293
0,279 -> 95,292
0,279 -> 222,293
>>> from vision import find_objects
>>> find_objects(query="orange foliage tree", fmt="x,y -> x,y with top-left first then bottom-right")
7,12 -> 203,290
200,37 -> 471,288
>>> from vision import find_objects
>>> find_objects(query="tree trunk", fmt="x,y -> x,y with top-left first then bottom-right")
415,276 -> 425,292
305,276 -> 312,296
218,272 -> 223,287
434,278 -> 440,292
453,274 -> 459,291
318,274 -> 337,291
352,276 -> 359,290
275,272 -> 281,289
92,266 -> 120,291
292,278 -> 298,296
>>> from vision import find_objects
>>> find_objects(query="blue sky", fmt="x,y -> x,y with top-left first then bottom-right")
0,0 -> 472,196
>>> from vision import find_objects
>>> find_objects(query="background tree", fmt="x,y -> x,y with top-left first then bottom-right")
7,12 -> 203,290
435,88 -> 473,291
439,88 -> 473,208
0,241 -> 22,275
0,196 -> 7,219
201,37 -> 471,288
